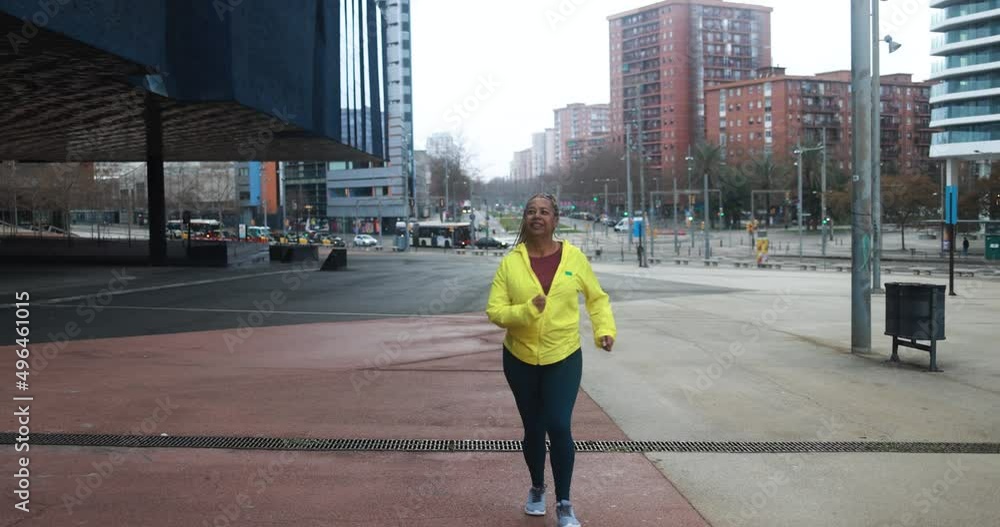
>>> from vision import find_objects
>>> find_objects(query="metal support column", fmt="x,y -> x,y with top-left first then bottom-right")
145,92 -> 166,266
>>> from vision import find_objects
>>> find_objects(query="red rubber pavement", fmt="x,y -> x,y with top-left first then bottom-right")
2,315 -> 710,526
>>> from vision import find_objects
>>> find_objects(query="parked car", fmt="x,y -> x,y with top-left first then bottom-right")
353,234 -> 379,247
614,217 -> 642,232
474,237 -> 508,249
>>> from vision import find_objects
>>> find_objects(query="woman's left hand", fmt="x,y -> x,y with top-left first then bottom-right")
600,336 -> 614,352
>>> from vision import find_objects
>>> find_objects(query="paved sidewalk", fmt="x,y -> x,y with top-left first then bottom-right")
579,261 -> 1000,527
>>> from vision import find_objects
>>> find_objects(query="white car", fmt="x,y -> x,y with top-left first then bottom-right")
353,234 -> 378,247
614,218 -> 642,232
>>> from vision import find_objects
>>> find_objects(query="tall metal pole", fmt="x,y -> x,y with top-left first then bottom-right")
821,127 -> 829,257
626,123 -> 634,247
704,170 -> 711,259
377,199 -> 383,247
797,144 -> 804,262
673,176 -> 679,255
851,0 -> 873,354
444,162 -> 449,222
872,0 -> 883,292
639,150 -> 647,266
402,132 -> 410,251
604,182 -> 609,217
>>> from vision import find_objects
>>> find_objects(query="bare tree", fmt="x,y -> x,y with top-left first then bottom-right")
881,174 -> 939,250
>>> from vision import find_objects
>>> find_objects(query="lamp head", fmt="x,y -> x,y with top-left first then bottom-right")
884,35 -> 901,53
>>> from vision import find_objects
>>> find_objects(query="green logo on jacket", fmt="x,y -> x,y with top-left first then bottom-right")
565,271 -> 573,276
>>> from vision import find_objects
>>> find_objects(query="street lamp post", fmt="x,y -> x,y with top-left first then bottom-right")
377,199 -> 383,247
625,124 -> 634,248
444,162 -> 450,222
639,150 -> 648,267
794,143 -> 825,263
704,169 -> 711,260
821,128 -> 829,257
673,176 -> 679,255
872,0 -> 901,292
852,0 -> 874,354
686,154 -> 695,248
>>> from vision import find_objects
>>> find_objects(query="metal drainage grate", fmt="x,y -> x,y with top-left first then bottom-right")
1,433 -> 998,454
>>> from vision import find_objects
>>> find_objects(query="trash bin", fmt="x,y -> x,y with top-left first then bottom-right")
884,282 -> 946,371
986,235 -> 1000,261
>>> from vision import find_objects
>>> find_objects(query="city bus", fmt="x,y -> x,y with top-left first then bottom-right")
415,221 -> 472,248
166,218 -> 223,240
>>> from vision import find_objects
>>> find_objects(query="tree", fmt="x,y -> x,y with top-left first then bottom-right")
881,174 -> 939,250
690,142 -> 725,228
742,153 -> 791,225
427,134 -> 476,217
551,147 -> 627,209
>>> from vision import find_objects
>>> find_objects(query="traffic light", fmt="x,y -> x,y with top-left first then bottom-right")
593,196 -> 599,202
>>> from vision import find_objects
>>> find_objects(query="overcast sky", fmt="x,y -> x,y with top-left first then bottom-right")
410,0 -> 933,181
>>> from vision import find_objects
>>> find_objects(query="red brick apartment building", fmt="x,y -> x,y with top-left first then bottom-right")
553,103 -> 611,169
609,0 -> 773,179
704,68 -> 935,176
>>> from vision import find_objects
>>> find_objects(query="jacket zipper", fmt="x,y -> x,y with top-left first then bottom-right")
525,242 -> 566,366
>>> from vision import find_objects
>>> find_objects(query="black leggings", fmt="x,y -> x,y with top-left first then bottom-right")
502,347 -> 582,502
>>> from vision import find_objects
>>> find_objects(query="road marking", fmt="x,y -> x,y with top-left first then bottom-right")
0,269 -> 317,308
29,304 -> 486,319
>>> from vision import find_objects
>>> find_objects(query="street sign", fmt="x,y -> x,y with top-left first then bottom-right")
945,185 -> 958,225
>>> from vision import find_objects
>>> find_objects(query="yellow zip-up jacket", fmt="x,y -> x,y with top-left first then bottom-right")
486,241 -> 616,365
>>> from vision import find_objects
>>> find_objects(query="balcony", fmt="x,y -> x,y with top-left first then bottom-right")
932,0 -> 981,7
932,33 -> 1000,56
931,2 -> 1000,32
802,102 -> 838,113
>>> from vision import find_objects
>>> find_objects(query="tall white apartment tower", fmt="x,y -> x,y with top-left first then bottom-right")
930,0 -> 1000,197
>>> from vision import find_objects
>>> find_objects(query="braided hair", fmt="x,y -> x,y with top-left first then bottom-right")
513,193 -> 560,248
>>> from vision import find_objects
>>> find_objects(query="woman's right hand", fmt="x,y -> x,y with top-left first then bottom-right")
532,294 -> 546,313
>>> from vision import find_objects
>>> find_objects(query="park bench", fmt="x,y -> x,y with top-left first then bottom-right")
798,263 -> 818,271
455,249 -> 466,255
910,267 -> 934,276
834,263 -> 850,272
703,258 -> 721,267
954,268 -> 977,278
674,258 -> 690,265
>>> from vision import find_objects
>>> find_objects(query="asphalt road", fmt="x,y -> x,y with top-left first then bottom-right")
1,253 -> 732,343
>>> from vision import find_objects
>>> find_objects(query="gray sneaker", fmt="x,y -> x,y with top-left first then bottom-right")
556,500 -> 581,527
524,485 -> 546,516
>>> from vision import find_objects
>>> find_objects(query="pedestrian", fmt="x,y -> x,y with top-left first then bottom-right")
486,193 -> 616,527
962,236 -> 970,257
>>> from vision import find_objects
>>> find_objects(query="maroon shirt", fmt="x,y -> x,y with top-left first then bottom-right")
530,243 -> 563,295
